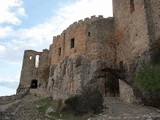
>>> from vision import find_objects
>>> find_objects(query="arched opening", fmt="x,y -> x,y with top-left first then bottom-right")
104,68 -> 120,97
105,73 -> 119,96
31,79 -> 38,88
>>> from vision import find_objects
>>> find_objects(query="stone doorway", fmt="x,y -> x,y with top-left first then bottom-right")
31,80 -> 38,88
104,69 -> 120,97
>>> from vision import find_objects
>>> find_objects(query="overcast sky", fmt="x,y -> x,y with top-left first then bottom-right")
0,0 -> 112,96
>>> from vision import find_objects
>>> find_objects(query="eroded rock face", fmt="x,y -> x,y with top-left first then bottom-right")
47,55 -> 119,99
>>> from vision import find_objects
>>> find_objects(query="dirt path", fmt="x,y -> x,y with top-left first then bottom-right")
0,95 -> 160,120
0,100 -> 20,112
89,97 -> 160,120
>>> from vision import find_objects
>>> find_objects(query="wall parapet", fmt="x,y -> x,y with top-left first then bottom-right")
52,15 -> 110,43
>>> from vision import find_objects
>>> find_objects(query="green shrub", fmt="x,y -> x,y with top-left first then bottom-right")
135,62 -> 160,108
135,63 -> 160,92
64,89 -> 104,115
64,95 -> 80,112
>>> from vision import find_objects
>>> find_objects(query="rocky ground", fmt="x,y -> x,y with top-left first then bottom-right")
0,95 -> 160,120
89,97 -> 160,120
0,95 -> 40,120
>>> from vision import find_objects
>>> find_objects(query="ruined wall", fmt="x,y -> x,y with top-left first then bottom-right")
17,49 -> 49,94
113,0 -> 150,75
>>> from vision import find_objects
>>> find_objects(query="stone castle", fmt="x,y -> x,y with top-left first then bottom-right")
17,0 -> 160,103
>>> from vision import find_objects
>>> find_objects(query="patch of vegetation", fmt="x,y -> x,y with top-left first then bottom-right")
135,62 -> 160,108
36,97 -> 91,120
64,89 -> 104,115
51,110 -> 90,120
7,95 -> 91,120
35,97 -> 54,114
135,62 -> 160,92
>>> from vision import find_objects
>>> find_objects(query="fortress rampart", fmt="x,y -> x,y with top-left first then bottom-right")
50,15 -> 115,67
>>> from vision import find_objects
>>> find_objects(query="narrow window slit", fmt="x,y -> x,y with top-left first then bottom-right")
88,32 -> 90,37
71,38 -> 75,48
130,0 -> 135,13
35,55 -> 39,68
58,47 -> 61,56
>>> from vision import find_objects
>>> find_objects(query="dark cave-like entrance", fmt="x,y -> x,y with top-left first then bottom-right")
104,68 -> 120,97
30,79 -> 38,88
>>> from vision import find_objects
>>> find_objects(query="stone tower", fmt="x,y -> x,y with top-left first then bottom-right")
17,49 -> 49,94
113,0 -> 160,79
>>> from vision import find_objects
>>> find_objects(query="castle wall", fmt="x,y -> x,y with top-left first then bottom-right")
146,0 -> 160,40
17,49 -> 49,94
50,20 -> 87,65
17,0 -> 160,102
50,16 -> 115,67
47,16 -> 116,99
86,17 -> 115,67
113,0 -> 150,74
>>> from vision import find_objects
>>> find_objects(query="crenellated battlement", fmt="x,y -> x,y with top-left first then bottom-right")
52,15 -> 106,42
50,15 -> 114,66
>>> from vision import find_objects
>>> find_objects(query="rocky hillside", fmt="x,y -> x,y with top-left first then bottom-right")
0,94 -> 160,120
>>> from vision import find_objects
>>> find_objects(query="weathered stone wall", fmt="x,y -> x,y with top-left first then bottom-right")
113,0 -> 150,75
86,17 -> 115,67
49,19 -> 87,65
112,0 -> 160,103
119,79 -> 134,103
49,16 -> 115,66
47,16 -> 117,99
47,55 -> 119,99
17,49 -> 49,94
17,0 -> 160,102
145,0 -> 160,41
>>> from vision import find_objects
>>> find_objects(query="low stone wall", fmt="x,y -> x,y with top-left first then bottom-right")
119,79 -> 134,103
